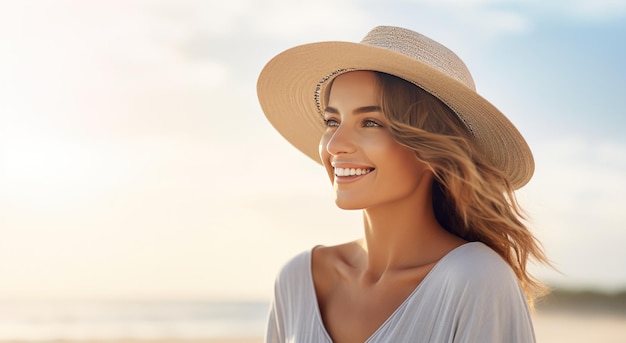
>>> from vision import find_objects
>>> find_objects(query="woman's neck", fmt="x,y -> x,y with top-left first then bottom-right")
357,181 -> 465,279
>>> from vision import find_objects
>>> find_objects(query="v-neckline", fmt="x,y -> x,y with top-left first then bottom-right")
306,242 -> 476,343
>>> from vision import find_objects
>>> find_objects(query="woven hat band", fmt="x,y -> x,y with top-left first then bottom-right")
361,26 -> 475,90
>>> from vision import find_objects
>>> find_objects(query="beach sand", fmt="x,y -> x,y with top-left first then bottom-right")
0,340 -> 263,343
533,310 -> 626,343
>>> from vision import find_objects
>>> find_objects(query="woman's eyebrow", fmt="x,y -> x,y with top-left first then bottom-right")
324,105 -> 382,115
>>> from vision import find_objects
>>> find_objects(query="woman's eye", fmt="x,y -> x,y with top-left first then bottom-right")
363,119 -> 382,127
324,118 -> 340,127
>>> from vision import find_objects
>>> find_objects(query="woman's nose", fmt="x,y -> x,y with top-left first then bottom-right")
325,124 -> 357,156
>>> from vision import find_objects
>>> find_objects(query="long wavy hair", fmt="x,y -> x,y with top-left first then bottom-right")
372,71 -> 549,307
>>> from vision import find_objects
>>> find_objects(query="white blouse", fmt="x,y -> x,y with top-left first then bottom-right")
265,242 -> 536,342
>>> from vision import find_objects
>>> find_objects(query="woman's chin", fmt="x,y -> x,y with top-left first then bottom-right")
334,198 -> 365,211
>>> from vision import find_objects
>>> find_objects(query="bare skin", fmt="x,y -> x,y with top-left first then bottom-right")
315,71 -> 466,343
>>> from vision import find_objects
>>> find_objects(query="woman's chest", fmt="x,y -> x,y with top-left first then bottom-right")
316,270 -> 432,343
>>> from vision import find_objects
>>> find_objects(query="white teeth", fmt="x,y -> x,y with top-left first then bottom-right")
334,167 -> 373,176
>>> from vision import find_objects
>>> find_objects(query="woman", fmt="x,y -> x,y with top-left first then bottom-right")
257,26 -> 549,342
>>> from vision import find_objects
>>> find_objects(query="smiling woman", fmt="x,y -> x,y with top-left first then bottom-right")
257,26 -> 550,343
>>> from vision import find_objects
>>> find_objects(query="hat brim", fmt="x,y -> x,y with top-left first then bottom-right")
257,41 -> 534,189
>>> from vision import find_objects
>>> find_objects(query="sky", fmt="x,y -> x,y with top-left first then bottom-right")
0,0 -> 625,301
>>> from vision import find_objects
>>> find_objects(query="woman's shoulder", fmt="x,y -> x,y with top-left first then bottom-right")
443,241 -> 512,269
275,242 -> 359,290
436,242 -> 519,289
274,248 -> 313,286
276,240 -> 356,274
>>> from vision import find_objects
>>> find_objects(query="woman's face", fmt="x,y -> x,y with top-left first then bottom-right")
319,71 -> 432,210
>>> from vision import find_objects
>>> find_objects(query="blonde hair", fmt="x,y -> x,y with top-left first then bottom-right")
373,71 -> 549,307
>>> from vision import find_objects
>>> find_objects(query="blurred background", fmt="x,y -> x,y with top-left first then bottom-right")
1,0 -> 624,342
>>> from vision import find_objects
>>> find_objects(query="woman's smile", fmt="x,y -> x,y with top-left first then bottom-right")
333,166 -> 376,184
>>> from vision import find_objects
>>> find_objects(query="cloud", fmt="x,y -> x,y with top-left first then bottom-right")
0,0 -> 245,145
355,0 -> 531,53
243,0 -> 369,40
135,0 -> 369,42
406,0 -> 626,21
569,0 -> 626,20
524,0 -> 626,20
465,8 -> 530,33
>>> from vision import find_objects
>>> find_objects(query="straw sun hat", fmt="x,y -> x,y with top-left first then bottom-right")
257,26 -> 534,189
